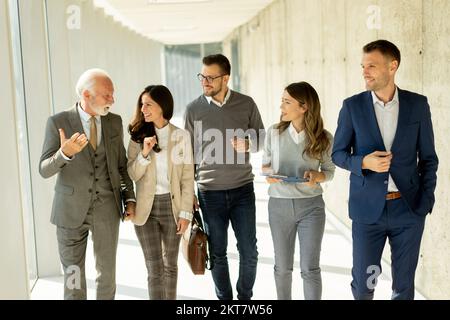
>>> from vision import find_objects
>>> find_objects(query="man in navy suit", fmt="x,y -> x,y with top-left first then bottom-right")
332,40 -> 438,300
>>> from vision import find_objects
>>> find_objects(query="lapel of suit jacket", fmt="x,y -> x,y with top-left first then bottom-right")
167,123 -> 175,184
69,104 -> 92,165
391,88 -> 412,152
149,145 -> 157,193
363,91 -> 386,149
101,114 -> 112,166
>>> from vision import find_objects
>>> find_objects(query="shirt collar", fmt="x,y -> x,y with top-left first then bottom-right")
205,88 -> 231,107
288,122 -> 305,143
78,103 -> 100,123
371,87 -> 399,107
155,123 -> 170,135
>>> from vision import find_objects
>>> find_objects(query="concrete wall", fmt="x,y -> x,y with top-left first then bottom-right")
0,0 -> 163,298
224,0 -> 450,299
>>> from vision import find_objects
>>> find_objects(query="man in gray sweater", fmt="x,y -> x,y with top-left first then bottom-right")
184,54 -> 265,300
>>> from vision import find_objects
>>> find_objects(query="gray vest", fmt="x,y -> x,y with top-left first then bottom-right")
88,138 -> 114,207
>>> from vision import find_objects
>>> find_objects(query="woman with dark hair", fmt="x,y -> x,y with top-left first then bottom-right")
127,85 -> 194,299
262,82 -> 335,300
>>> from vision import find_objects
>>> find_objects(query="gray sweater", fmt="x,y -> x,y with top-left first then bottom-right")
263,124 -> 335,198
184,90 -> 265,190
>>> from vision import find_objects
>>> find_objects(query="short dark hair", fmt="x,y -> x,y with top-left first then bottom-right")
363,39 -> 401,67
202,54 -> 231,75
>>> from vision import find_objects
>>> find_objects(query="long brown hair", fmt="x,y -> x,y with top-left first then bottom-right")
128,85 -> 174,153
276,82 -> 330,160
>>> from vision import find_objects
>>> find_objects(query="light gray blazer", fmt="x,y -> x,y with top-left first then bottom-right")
39,104 -> 135,228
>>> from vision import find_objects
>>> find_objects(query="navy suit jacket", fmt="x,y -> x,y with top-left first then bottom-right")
332,88 -> 438,224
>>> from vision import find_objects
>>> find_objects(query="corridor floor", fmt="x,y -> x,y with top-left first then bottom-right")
31,153 -> 425,300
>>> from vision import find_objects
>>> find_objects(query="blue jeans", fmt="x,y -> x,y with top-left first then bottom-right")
197,182 -> 258,300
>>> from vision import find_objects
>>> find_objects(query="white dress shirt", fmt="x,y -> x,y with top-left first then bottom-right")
288,123 -> 306,145
60,104 -> 101,160
78,104 -> 102,146
205,88 -> 231,107
154,124 -> 171,195
371,88 -> 399,192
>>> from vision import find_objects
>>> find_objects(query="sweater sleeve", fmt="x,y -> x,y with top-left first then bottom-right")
248,99 -> 266,153
320,132 -> 336,182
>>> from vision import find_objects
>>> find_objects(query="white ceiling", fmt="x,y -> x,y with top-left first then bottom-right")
94,0 -> 275,45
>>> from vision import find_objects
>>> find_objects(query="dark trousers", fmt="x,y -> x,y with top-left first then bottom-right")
197,182 -> 258,300
351,197 -> 425,300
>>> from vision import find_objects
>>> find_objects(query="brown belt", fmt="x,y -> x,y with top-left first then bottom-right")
386,191 -> 402,200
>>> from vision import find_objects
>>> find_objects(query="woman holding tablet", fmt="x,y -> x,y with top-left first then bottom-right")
262,81 -> 335,300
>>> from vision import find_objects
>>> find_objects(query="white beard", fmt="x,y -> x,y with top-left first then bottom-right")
92,104 -> 111,116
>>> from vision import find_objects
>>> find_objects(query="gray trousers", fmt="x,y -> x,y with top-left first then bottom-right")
268,195 -> 325,300
56,195 -> 120,300
134,193 -> 181,300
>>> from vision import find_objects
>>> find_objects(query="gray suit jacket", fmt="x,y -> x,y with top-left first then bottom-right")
39,104 -> 135,228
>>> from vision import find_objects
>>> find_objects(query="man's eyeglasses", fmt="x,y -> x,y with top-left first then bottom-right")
197,73 -> 225,83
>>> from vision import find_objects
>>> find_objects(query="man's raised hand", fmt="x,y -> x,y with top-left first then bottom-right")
59,128 -> 89,158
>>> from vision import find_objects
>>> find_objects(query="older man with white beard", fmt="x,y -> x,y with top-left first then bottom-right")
39,68 -> 135,299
